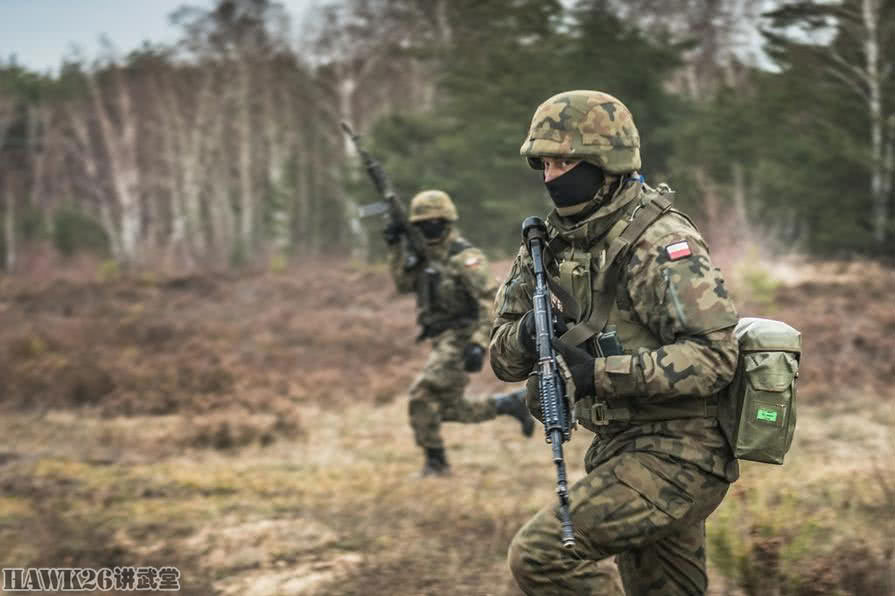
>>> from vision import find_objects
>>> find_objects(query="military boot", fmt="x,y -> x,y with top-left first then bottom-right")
495,389 -> 535,437
420,447 -> 451,477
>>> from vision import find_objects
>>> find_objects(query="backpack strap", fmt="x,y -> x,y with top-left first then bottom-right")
558,193 -> 674,348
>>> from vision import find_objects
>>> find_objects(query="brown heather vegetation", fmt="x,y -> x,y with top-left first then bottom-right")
0,256 -> 893,595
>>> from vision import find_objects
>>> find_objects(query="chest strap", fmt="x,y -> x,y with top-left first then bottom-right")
558,194 -> 674,348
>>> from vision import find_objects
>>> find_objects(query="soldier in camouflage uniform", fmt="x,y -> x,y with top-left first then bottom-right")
385,190 -> 534,477
490,91 -> 740,595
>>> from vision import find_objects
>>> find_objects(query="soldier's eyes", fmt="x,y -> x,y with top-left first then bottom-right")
544,159 -> 576,169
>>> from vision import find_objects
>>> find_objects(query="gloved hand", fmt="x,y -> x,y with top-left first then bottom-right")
382,220 -> 404,246
552,339 -> 595,400
517,310 -> 537,355
462,344 -> 485,372
516,311 -> 569,356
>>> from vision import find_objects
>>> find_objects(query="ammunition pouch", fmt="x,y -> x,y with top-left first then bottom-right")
574,394 -> 718,432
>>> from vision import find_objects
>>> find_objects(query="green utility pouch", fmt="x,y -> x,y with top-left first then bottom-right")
720,317 -> 801,464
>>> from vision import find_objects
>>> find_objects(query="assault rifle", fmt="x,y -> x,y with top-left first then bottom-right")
522,216 -> 576,549
340,121 -> 427,270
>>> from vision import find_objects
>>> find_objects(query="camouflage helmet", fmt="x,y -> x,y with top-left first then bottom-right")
409,190 -> 458,222
520,90 -> 641,174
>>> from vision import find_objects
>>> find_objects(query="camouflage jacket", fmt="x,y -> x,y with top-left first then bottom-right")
390,229 -> 496,348
489,179 -> 740,480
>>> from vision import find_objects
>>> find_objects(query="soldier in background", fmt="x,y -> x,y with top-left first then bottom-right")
385,190 -> 534,477
490,91 -> 740,594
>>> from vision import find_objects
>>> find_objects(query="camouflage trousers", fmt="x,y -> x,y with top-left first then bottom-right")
408,329 -> 498,449
508,441 -> 730,595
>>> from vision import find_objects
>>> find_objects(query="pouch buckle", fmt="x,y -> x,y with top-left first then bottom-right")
591,401 -> 610,425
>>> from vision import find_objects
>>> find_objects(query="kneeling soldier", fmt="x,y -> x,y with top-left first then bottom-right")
386,190 -> 534,477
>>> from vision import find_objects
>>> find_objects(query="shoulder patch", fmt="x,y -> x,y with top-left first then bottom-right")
665,240 -> 691,261
464,255 -> 482,268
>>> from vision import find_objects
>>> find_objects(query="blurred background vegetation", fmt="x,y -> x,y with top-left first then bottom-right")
1,2 -> 894,595
0,0 -> 893,273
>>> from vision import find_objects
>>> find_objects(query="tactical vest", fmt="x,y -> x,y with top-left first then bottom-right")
542,185 -> 719,432
415,238 -> 478,339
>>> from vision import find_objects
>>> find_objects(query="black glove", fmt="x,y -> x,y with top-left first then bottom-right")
516,311 -> 569,355
382,220 -> 404,246
462,344 -> 485,372
517,311 -> 537,355
552,339 -> 595,400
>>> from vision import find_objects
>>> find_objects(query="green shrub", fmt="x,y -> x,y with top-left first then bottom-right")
269,253 -> 288,273
52,205 -> 109,257
708,464 -> 894,596
97,259 -> 120,281
20,205 -> 45,242
742,266 -> 780,309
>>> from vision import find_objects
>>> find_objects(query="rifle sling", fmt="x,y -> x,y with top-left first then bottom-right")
558,195 -> 673,348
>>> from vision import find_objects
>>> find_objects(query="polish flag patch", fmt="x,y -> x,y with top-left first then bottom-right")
665,240 -> 692,261
464,256 -> 481,268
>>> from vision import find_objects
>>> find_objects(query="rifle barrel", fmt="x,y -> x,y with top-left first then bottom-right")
522,217 -> 576,549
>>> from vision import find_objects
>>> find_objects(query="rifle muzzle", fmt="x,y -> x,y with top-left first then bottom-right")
522,216 -> 547,244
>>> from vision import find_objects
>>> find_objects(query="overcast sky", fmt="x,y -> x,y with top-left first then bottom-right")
0,0 -> 317,73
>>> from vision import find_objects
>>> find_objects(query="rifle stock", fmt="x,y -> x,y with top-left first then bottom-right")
522,215 -> 576,549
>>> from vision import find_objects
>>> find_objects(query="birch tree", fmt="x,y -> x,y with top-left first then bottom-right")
82,63 -> 143,264
608,0 -> 767,95
606,0 -> 768,241
65,91 -> 124,260
765,0 -> 895,245
0,92 -> 15,271
150,61 -> 223,265
305,0 -> 447,258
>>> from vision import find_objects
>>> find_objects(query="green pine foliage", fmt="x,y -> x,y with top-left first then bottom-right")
358,0 -> 684,256
352,0 -> 894,258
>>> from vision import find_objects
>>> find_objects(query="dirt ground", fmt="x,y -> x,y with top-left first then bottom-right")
1,256 -> 893,595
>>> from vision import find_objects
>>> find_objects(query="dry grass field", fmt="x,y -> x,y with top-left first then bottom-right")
1,256 -> 893,595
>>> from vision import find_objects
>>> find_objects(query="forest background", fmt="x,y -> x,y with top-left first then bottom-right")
1,1 -> 894,595
1,0 -> 894,268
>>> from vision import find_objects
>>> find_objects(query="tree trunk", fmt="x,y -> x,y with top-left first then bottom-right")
4,176 -> 14,273
183,70 -> 217,259
156,79 -> 192,268
732,161 -> 750,244
87,68 -> 142,265
694,167 -> 720,246
204,77 -> 236,266
264,67 -> 292,256
237,58 -> 254,256
27,104 -> 49,210
863,0 -> 887,244
65,101 -> 123,260
337,75 -> 367,259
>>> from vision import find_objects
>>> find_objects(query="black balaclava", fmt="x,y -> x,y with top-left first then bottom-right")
545,161 -> 606,217
415,219 -> 450,244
